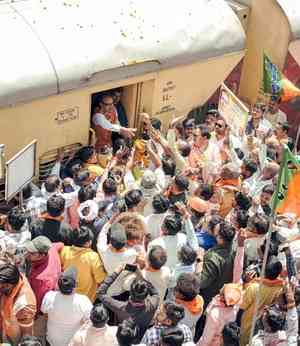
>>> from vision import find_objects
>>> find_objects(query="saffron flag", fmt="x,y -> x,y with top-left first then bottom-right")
263,54 -> 300,102
271,146 -> 300,217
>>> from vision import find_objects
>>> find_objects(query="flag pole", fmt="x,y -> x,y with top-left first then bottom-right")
248,211 -> 276,344
293,124 -> 300,155
248,146 -> 290,344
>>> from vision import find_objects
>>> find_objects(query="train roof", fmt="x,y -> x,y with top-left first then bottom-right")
236,0 -> 300,41
276,0 -> 300,41
0,0 -> 245,107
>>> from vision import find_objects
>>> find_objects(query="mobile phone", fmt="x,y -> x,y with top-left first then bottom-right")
125,264 -> 137,272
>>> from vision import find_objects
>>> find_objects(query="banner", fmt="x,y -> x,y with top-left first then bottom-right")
218,83 -> 248,136
5,140 -> 37,201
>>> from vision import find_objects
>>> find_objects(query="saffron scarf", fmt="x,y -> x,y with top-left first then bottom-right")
1,276 -> 24,337
215,178 -> 240,188
176,295 -> 204,315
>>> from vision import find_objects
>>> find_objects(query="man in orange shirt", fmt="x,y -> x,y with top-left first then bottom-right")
0,263 -> 36,345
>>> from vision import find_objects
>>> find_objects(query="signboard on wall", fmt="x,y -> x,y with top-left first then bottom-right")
218,83 -> 249,136
55,107 -> 79,124
155,80 -> 176,115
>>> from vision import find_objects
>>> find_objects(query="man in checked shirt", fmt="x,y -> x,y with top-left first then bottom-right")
141,301 -> 193,345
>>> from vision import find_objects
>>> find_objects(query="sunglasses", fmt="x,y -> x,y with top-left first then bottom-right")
102,102 -> 114,106
215,123 -> 224,128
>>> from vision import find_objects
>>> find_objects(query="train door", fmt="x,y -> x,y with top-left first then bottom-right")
90,79 -> 155,136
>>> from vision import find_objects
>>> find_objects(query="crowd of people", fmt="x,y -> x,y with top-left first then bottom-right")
0,89 -> 299,346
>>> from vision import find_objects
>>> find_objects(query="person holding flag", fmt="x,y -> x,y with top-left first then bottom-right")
244,146 -> 300,346
262,53 -> 300,151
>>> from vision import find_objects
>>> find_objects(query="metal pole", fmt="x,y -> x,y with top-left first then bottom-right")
293,124 -> 300,155
19,190 -> 24,208
248,211 -> 276,344
0,144 -> 5,181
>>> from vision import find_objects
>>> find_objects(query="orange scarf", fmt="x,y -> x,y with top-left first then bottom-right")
145,266 -> 160,272
261,277 -> 284,287
1,276 -> 24,337
176,295 -> 204,315
215,178 -> 240,188
251,277 -> 284,287
127,240 -> 140,247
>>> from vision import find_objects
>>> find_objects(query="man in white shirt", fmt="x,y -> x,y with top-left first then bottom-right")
246,103 -> 273,143
148,210 -> 198,270
188,125 -> 222,184
41,267 -> 92,346
240,159 -> 258,194
97,223 -> 138,297
248,161 -> 279,198
139,170 -> 162,217
22,183 -> 46,222
244,213 -> 270,263
69,304 -> 118,346
123,245 -> 172,304
0,207 -> 31,264
145,194 -> 169,241
248,184 -> 273,217
39,161 -> 79,224
92,93 -> 136,150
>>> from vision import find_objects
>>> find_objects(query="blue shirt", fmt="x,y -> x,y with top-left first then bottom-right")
196,228 -> 217,251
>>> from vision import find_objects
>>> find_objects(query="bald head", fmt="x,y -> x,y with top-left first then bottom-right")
262,162 -> 280,180
177,140 -> 191,157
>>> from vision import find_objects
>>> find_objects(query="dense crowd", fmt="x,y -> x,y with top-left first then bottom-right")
0,89 -> 299,346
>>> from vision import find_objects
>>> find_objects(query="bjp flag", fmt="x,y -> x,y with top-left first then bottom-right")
263,54 -> 300,102
271,147 -> 300,217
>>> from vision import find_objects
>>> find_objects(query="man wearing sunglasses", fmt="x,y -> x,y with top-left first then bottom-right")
92,93 -> 136,152
265,95 -> 287,128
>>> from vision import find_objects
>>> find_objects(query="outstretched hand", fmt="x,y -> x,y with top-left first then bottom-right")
174,202 -> 190,219
120,127 -> 137,139
237,229 -> 247,247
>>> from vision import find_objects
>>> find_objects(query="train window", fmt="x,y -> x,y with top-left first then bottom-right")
39,143 -> 82,184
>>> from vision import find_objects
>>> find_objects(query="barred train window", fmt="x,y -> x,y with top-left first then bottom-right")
0,143 -> 82,206
39,143 -> 82,184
